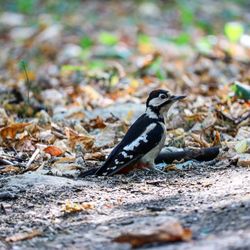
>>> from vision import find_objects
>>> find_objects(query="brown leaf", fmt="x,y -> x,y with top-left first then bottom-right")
84,152 -> 105,161
212,130 -> 221,146
164,164 -> 178,171
190,133 -> 210,148
88,116 -> 106,130
81,85 -> 103,101
5,230 -> 42,242
65,128 -> 94,150
51,157 -> 82,173
0,165 -> 21,174
44,145 -> 63,156
113,218 -> 192,248
52,157 -> 75,163
0,123 -> 31,140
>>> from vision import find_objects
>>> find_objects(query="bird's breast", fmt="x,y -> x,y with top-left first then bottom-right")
140,122 -> 166,165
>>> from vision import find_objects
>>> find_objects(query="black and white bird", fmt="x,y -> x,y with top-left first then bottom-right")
81,89 -> 185,177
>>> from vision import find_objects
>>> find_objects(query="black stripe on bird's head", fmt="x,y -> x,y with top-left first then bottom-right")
146,89 -> 186,115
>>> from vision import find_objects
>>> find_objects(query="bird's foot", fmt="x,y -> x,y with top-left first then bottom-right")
150,166 -> 168,175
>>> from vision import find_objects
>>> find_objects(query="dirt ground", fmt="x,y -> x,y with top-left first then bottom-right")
0,161 -> 250,250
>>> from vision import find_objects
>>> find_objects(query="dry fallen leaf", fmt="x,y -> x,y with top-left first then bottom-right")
0,165 -> 21,174
190,133 -> 210,148
65,127 -> 94,150
0,123 -> 31,140
51,157 -> 82,175
5,230 -> 42,242
164,164 -> 178,171
212,130 -> 221,146
237,154 -> 250,167
44,145 -> 63,156
88,116 -> 106,129
62,200 -> 95,213
84,152 -> 105,161
113,217 -> 192,248
81,85 -> 103,101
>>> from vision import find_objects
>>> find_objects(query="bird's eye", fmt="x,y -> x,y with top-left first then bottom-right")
159,94 -> 167,99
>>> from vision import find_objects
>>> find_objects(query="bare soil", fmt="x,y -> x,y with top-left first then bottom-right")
0,163 -> 250,250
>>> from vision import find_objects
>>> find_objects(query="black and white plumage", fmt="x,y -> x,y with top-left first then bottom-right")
83,89 -> 185,176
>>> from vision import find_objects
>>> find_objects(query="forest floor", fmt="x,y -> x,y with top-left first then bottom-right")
0,162 -> 250,250
1,1 -> 250,249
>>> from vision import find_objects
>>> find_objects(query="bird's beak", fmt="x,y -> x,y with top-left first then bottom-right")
170,95 -> 186,102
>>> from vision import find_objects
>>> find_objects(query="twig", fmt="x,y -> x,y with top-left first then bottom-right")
0,158 -> 14,166
155,147 -> 220,164
51,130 -> 67,139
25,148 -> 40,169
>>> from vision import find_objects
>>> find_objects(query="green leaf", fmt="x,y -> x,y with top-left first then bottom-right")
177,0 -> 194,27
224,22 -> 244,43
171,33 -> 190,45
87,60 -> 106,70
98,32 -> 118,46
149,58 -> 165,80
80,36 -> 93,49
61,65 -> 85,72
110,75 -> 119,87
231,81 -> 250,100
17,0 -> 37,13
18,60 -> 28,71
138,34 -> 151,45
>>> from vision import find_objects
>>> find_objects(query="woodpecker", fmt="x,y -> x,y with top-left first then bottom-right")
81,89 -> 185,177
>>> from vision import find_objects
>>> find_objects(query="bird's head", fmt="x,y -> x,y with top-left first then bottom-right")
146,89 -> 186,116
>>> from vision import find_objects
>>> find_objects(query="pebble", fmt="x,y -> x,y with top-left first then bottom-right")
237,154 -> 250,167
0,191 -> 17,201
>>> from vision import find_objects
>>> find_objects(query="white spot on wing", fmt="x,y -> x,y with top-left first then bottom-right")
121,151 -> 128,157
123,123 -> 157,151
114,159 -> 125,165
121,151 -> 133,159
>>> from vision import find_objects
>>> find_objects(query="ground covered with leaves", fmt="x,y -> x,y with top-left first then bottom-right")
0,1 -> 250,249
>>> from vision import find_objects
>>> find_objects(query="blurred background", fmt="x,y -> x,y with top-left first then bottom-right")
0,0 -> 250,118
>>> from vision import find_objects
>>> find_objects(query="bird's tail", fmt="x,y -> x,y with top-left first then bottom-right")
78,167 -> 99,177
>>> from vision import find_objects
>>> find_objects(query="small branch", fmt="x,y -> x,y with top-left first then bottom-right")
25,148 -> 40,169
0,158 -> 15,166
155,147 -> 220,164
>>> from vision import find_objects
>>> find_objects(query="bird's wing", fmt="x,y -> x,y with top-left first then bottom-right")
104,114 -> 150,159
95,121 -> 164,176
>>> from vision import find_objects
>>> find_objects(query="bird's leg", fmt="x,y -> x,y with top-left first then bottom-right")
143,162 -> 169,175
150,165 -> 169,175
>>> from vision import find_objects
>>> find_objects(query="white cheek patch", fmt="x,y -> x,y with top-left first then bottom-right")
146,108 -> 158,119
148,97 -> 166,107
123,123 -> 156,151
